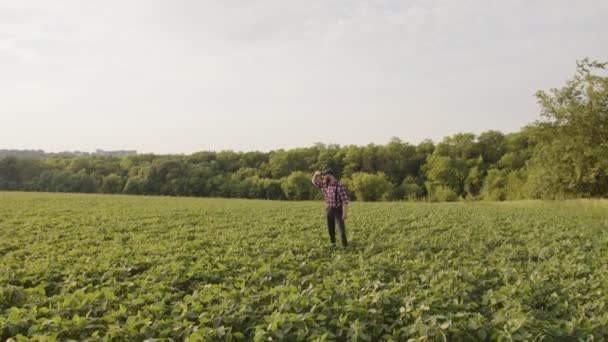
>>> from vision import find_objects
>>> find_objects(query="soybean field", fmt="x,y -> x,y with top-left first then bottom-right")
1,192 -> 608,341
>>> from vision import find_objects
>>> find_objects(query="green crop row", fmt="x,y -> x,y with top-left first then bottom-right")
1,192 -> 607,341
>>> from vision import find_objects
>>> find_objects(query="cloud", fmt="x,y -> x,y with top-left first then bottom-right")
0,0 -> 607,153
0,3 -> 75,64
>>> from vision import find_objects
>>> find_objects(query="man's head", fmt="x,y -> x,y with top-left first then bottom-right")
321,169 -> 337,184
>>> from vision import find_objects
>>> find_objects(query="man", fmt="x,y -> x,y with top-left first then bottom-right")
311,169 -> 349,248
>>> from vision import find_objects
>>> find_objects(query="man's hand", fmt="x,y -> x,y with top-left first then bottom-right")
342,203 -> 349,221
312,171 -> 322,187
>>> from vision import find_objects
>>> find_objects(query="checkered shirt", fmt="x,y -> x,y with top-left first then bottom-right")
313,179 -> 349,208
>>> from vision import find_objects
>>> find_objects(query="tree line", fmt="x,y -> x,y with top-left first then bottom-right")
1,59 -> 606,201
0,149 -> 137,159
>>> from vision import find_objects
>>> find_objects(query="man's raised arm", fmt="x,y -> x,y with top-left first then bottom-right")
311,171 -> 322,188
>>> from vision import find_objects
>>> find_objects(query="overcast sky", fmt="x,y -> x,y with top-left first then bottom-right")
1,1 -> 607,154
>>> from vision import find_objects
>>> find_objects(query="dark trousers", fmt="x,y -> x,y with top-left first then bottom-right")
326,206 -> 347,247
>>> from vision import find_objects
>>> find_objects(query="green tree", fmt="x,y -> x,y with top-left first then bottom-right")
425,154 -> 468,199
260,178 -> 284,200
0,157 -> 19,190
280,171 -> 315,200
505,170 -> 528,200
377,137 -> 418,185
349,172 -> 391,201
481,169 -> 508,201
400,176 -> 424,201
477,131 -> 506,165
527,58 -> 608,198
186,164 -> 214,197
313,143 -> 344,175
268,148 -> 316,179
434,133 -> 479,160
464,163 -> 485,198
101,174 -> 125,194
431,185 -> 459,202
342,145 -> 365,178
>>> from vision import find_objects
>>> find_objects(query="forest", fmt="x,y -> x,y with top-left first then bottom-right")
1,59 -> 606,201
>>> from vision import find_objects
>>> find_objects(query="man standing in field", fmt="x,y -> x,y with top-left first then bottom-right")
312,169 -> 349,248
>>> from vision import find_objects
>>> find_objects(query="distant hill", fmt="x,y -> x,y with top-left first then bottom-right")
0,149 -> 138,159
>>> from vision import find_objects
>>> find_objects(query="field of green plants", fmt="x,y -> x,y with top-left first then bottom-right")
1,192 -> 608,341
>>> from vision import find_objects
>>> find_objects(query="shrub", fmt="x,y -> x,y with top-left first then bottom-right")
348,172 -> 391,201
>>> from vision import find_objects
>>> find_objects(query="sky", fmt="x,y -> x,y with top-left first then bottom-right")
1,1 -> 607,154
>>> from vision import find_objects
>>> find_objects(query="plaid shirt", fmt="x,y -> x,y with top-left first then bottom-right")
313,179 -> 349,208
